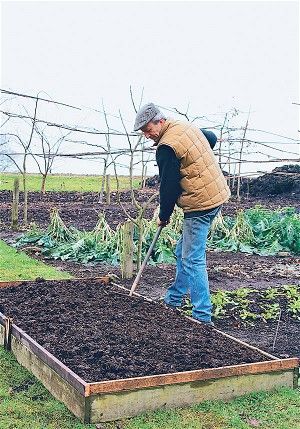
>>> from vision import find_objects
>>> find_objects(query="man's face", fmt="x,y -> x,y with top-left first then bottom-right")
141,120 -> 164,141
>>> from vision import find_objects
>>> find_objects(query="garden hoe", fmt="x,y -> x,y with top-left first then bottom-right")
129,225 -> 163,296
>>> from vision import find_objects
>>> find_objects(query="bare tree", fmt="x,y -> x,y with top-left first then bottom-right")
117,111 -> 158,270
31,125 -> 71,194
0,137 -> 13,171
0,97 -> 39,225
236,109 -> 251,201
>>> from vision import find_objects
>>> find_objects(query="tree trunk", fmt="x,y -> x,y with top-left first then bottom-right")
141,165 -> 147,189
11,178 -> 20,230
99,159 -> 107,203
105,174 -> 111,205
136,217 -> 144,271
41,174 -> 47,194
22,173 -> 28,226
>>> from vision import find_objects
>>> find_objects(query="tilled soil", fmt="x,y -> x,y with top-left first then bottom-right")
0,279 -> 270,383
0,189 -> 299,231
217,317 -> 300,360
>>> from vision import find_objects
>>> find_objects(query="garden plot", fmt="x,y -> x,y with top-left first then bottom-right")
0,278 -> 298,423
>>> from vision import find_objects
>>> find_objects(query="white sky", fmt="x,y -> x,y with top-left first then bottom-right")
1,0 -> 299,175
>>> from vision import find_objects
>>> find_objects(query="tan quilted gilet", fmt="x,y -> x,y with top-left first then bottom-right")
157,120 -> 231,212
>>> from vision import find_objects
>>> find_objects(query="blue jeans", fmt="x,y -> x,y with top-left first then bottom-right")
164,206 -> 221,322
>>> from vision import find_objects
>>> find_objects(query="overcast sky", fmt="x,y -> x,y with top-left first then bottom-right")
1,0 -> 299,174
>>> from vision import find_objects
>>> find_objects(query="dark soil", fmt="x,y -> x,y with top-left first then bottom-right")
0,188 -> 299,231
145,164 -> 300,200
144,165 -> 300,199
0,279 -> 271,383
0,189 -> 158,230
243,165 -> 300,197
218,317 -> 300,360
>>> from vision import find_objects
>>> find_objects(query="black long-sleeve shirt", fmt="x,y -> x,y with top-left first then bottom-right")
156,145 -> 182,222
156,144 -> 220,222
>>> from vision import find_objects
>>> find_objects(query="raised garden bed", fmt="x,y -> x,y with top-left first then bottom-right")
0,278 -> 298,423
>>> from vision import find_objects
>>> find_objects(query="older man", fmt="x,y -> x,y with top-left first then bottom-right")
134,103 -> 230,325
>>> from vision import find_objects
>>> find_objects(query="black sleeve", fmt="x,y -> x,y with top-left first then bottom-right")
156,145 -> 182,222
200,129 -> 218,149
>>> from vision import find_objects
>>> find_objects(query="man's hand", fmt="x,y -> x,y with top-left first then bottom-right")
157,218 -> 169,227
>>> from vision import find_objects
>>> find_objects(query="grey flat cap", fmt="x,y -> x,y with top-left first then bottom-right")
133,103 -> 161,131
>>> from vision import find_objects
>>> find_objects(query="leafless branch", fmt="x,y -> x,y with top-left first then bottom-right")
0,88 -> 81,110
0,109 -> 138,136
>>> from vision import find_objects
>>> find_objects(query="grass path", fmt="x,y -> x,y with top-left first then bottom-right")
0,240 -> 72,281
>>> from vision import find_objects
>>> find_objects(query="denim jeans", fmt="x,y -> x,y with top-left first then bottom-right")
164,206 -> 221,322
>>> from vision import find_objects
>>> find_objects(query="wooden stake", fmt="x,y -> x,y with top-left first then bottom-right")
120,221 -> 134,279
4,317 -> 13,351
272,308 -> 282,352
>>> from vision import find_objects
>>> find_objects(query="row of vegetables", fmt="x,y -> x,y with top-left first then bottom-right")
16,205 -> 300,264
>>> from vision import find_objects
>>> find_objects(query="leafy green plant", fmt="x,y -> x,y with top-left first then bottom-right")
282,285 -> 300,319
287,297 -> 300,319
211,290 -> 233,318
47,208 -> 76,242
15,206 -> 300,265
208,206 -> 300,256
238,308 -> 258,321
263,287 -> 283,300
282,284 -> 299,300
261,303 -> 280,321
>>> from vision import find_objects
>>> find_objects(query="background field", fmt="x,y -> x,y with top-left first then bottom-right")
0,173 -> 141,192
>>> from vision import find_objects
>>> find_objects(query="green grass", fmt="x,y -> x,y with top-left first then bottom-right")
0,172 -> 141,192
0,240 -> 72,281
108,388 -> 300,428
0,348 -> 299,429
0,348 -> 96,429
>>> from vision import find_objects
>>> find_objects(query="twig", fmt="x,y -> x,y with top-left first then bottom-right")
272,308 -> 282,352
0,88 -> 81,110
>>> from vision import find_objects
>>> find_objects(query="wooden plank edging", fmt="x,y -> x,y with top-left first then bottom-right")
85,358 -> 299,396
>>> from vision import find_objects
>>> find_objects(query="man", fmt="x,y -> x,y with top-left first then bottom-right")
134,103 -> 231,325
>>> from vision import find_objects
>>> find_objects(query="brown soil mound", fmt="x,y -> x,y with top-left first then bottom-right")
241,165 -> 300,197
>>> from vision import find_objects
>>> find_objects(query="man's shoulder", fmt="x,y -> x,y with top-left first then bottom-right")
170,118 -> 200,133
162,119 -> 195,139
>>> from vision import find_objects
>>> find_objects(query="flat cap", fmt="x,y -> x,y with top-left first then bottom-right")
133,103 -> 161,131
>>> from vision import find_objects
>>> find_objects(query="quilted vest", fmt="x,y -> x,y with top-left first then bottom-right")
156,120 -> 231,212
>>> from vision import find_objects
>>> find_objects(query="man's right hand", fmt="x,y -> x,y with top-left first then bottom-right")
157,218 -> 169,227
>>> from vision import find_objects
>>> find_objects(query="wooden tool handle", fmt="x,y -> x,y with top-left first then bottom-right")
129,226 -> 163,296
